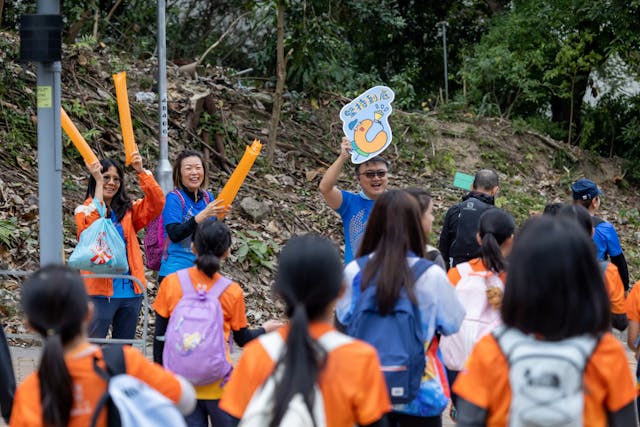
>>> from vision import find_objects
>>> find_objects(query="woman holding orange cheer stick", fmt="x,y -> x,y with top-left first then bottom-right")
158,150 -> 229,284
75,152 -> 164,340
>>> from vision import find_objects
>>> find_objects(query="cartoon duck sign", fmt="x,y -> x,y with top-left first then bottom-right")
340,86 -> 395,164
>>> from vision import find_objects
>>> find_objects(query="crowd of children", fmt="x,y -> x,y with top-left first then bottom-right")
2,142 -> 640,427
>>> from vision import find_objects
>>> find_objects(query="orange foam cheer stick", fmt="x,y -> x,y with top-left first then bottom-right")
61,107 -> 99,165
217,139 -> 262,216
112,71 -> 138,165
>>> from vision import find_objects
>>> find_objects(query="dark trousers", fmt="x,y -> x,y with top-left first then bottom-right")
388,412 -> 442,427
89,296 -> 143,339
446,369 -> 460,408
185,399 -> 232,427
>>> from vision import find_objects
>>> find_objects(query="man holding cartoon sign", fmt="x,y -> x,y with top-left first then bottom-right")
319,86 -> 394,263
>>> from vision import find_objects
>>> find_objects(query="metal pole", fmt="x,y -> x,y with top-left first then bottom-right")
156,0 -> 173,193
441,21 -> 448,103
36,0 -> 63,265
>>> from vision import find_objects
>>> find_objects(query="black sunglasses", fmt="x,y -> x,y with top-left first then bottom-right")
360,170 -> 388,179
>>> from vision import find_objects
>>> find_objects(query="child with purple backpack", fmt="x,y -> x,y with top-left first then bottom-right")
153,220 -> 283,427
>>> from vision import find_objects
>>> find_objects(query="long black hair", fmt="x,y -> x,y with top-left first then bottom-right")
357,189 -> 426,315
192,220 -> 231,277
478,208 -> 515,273
557,204 -> 593,237
502,216 -> 610,339
85,158 -> 132,222
22,265 -> 89,427
270,234 -> 344,427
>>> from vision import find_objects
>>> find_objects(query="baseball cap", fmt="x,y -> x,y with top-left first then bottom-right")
571,178 -> 603,201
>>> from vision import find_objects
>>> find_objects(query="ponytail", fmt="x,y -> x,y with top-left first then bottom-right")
481,233 -> 507,273
478,208 -> 516,274
195,253 -> 221,277
270,305 -> 324,427
21,265 -> 88,427
270,234 -> 343,427
39,333 -> 73,427
192,220 -> 231,278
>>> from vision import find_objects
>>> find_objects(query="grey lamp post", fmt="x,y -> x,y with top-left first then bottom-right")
20,1 -> 64,265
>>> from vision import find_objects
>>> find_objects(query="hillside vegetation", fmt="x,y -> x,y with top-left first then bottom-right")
1,30 -> 639,332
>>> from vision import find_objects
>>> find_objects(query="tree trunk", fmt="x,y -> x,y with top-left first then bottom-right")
267,0 -> 286,164
65,10 -> 92,44
486,0 -> 507,13
550,70 -> 590,144
0,0 -> 4,28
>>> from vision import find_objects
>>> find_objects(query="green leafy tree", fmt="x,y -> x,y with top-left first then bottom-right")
463,0 -> 640,144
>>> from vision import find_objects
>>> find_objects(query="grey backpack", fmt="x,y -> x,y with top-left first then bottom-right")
494,326 -> 598,427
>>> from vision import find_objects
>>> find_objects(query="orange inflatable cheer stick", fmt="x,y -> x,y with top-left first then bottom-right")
61,107 -> 99,165
217,139 -> 262,216
112,71 -> 138,165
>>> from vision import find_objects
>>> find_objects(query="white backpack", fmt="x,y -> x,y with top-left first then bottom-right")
494,326 -> 598,427
90,346 -> 187,427
239,330 -> 353,427
440,261 -> 503,370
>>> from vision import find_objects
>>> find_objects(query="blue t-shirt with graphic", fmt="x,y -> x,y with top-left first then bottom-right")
159,189 -> 215,277
593,220 -> 623,259
336,190 -> 374,264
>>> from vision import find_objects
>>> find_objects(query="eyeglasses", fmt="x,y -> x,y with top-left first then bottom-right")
103,176 -> 121,185
360,170 -> 388,179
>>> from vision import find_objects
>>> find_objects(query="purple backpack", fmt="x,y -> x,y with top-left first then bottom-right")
144,190 -> 210,271
162,268 -> 233,386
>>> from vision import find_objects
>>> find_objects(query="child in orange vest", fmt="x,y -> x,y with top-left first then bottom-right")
220,234 -> 391,426
10,265 -> 195,427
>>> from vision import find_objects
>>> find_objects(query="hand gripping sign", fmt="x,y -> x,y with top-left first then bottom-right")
340,86 -> 395,164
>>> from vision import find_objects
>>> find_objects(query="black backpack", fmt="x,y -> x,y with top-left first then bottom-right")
450,198 -> 494,265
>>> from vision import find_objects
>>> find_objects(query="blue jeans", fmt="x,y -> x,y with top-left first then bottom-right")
184,399 -> 232,427
89,296 -> 143,339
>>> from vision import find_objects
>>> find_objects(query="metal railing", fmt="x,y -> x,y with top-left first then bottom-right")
0,270 -> 151,357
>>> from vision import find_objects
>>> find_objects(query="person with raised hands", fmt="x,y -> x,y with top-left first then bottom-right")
319,137 -> 390,263
75,153 -> 164,340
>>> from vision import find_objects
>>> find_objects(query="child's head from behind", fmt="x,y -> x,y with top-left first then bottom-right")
192,220 -> 231,277
502,216 -> 609,339
477,208 -> 515,273
275,234 -> 343,321
479,208 -> 515,243
23,266 -> 92,427
22,265 -> 89,343
557,204 -> 593,238
358,189 -> 425,258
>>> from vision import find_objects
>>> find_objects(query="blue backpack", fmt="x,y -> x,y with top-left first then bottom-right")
347,256 -> 432,404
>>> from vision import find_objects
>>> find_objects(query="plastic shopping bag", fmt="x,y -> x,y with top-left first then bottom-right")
68,200 -> 128,274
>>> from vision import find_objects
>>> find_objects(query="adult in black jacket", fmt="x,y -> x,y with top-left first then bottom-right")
438,169 -> 499,270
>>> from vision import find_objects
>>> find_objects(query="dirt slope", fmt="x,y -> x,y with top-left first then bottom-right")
1,30 -> 639,333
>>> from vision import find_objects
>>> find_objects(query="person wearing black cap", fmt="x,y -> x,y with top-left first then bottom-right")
572,178 -> 629,291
